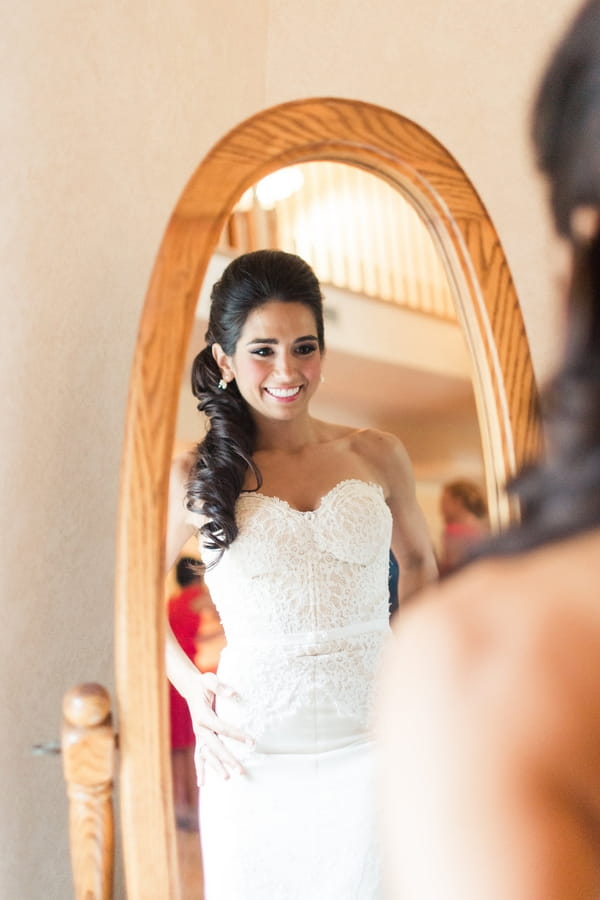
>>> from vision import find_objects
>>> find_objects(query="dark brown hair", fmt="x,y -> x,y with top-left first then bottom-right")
485,0 -> 600,556
185,249 -> 325,559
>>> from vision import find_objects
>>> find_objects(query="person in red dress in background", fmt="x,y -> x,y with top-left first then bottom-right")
168,556 -> 207,831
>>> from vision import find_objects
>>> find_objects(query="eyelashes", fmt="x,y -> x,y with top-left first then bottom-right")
249,344 -> 318,358
295,343 -> 319,356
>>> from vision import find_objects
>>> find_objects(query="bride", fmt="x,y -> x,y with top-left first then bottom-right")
165,248 -> 437,898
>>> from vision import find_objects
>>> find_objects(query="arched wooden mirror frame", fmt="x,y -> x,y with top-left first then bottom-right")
115,97 -> 539,898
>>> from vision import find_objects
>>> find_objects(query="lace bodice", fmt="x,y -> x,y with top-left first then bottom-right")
200,479 -> 393,743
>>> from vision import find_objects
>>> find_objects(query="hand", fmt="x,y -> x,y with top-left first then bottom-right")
187,671 -> 254,785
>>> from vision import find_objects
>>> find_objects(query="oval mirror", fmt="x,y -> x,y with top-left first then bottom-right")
116,97 -> 539,898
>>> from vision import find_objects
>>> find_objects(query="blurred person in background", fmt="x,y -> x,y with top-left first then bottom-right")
438,478 -> 488,574
168,556 -> 205,831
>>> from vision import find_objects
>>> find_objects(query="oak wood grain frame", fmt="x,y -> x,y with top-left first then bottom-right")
116,97 -> 539,899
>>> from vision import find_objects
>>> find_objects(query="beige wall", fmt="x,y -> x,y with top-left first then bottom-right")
1,1 -> 581,896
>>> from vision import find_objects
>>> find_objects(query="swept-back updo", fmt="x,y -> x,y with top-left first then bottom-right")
484,0 -> 600,556
186,249 -> 325,558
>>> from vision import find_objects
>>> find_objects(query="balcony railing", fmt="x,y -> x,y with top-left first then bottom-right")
219,161 -> 457,323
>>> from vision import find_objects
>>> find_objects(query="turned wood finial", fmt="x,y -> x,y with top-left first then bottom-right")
62,683 -> 115,900
63,683 -> 112,729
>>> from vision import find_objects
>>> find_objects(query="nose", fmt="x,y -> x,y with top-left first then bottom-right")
274,350 -> 296,380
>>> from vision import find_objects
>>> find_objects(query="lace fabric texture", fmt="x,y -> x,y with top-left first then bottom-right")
198,479 -> 391,898
202,479 -> 392,745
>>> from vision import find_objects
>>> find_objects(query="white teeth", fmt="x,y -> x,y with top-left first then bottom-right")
266,386 -> 301,398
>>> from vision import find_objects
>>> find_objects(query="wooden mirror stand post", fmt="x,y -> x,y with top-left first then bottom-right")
61,98 -> 539,900
62,683 -> 115,899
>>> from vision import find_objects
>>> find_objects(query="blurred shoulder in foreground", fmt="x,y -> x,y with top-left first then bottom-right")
376,528 -> 600,898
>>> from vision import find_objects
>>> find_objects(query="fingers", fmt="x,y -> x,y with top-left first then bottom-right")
201,671 -> 237,699
192,675 -> 254,745
199,671 -> 219,692
190,673 -> 255,782
200,705 -> 255,745
194,727 -> 248,780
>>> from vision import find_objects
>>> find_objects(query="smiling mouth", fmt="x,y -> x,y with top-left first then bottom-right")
265,386 -> 302,399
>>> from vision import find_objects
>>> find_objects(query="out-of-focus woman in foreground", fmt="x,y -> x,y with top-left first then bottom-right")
376,2 -> 600,897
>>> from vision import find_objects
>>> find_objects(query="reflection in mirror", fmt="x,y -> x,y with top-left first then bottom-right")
164,549 -> 224,900
177,162 -> 486,552
169,161 -> 487,895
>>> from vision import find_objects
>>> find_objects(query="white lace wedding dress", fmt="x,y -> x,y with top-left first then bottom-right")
195,479 -> 392,899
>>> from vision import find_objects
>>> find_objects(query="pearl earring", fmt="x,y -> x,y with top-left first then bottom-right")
218,378 -> 228,391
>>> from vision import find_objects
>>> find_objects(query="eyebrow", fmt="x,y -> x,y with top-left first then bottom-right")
245,334 -> 319,346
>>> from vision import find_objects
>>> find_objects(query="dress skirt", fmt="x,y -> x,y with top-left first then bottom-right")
199,696 -> 382,899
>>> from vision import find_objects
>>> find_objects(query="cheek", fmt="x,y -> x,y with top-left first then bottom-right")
304,355 -> 323,381
234,357 -> 267,384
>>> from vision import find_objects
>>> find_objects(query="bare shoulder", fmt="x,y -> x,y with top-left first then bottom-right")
348,428 -> 412,487
377,533 -> 600,898
314,419 -> 360,442
382,563 -> 497,689
382,535 -> 600,786
349,427 -> 404,456
389,545 -> 599,686
316,421 -> 404,460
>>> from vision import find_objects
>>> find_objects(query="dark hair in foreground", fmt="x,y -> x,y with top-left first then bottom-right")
185,249 -> 325,559
485,0 -> 600,557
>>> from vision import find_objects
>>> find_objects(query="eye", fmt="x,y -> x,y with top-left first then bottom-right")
295,343 -> 318,356
250,347 -> 274,357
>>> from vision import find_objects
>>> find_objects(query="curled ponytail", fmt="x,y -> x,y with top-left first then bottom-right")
184,249 -> 324,561
186,345 -> 261,558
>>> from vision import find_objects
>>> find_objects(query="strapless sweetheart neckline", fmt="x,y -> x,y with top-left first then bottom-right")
199,474 -> 390,897
239,477 -> 385,515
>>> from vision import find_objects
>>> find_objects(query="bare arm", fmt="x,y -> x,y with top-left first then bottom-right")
376,432 -> 438,603
164,452 -> 202,697
165,453 -> 252,779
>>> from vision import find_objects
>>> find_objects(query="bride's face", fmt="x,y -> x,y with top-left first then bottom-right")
218,300 -> 323,422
